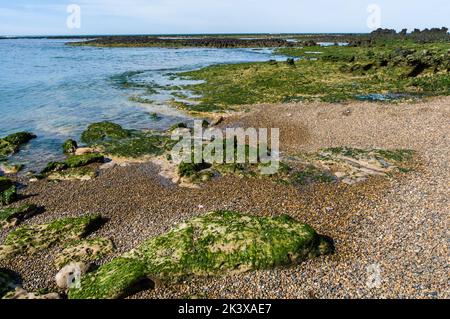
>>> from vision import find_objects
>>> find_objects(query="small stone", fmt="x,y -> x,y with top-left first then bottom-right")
55,262 -> 89,290
99,161 -> 117,170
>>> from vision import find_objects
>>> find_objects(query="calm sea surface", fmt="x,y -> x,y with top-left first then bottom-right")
0,39 -> 282,171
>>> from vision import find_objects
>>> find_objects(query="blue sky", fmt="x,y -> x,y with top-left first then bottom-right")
0,0 -> 449,36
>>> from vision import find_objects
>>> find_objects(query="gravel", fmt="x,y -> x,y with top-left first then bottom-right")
1,97 -> 448,299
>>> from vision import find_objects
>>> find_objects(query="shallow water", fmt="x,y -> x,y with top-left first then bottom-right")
0,39 -> 283,171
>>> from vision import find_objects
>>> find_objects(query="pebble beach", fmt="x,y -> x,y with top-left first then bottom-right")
1,97 -> 448,299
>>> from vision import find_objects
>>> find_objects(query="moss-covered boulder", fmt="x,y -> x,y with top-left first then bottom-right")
68,211 -> 332,299
41,153 -> 104,174
0,132 -> 36,158
55,238 -> 114,269
62,139 -> 78,154
0,214 -> 102,260
80,122 -> 175,159
81,122 -> 131,144
0,205 -> 42,229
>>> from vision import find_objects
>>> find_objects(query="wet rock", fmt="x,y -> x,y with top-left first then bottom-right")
0,132 -> 36,158
41,153 -> 104,174
62,139 -> 78,154
81,121 -> 131,144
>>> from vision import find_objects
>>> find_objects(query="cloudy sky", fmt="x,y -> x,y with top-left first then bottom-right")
0,0 -> 449,36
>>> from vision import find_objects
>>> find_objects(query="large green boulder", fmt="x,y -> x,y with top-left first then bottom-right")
0,214 -> 102,260
81,122 -> 131,144
69,211 -> 332,299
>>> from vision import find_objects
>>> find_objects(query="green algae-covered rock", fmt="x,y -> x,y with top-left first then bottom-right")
0,214 -> 102,260
81,122 -> 131,144
69,211 -> 332,299
0,132 -> 36,158
62,139 -> 78,154
54,238 -> 115,269
0,177 -> 17,206
41,153 -> 104,174
0,205 -> 42,229
47,167 -> 98,181
3,132 -> 36,146
80,122 -> 174,159
70,257 -> 148,299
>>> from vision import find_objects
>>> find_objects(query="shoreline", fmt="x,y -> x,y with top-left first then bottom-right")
1,97 -> 448,298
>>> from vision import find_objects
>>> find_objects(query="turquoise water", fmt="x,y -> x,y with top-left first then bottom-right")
0,39 -> 282,171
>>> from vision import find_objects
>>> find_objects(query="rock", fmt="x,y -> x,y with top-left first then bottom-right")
80,122 -> 175,159
99,161 -> 117,170
3,287 -> 60,299
0,132 -> 36,158
55,238 -> 114,269
62,139 -> 78,154
0,214 -> 102,260
0,205 -> 42,229
0,163 -> 23,174
81,122 -> 131,144
41,153 -> 104,174
295,147 -> 415,185
0,185 -> 16,203
69,211 -> 333,299
55,262 -> 89,290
